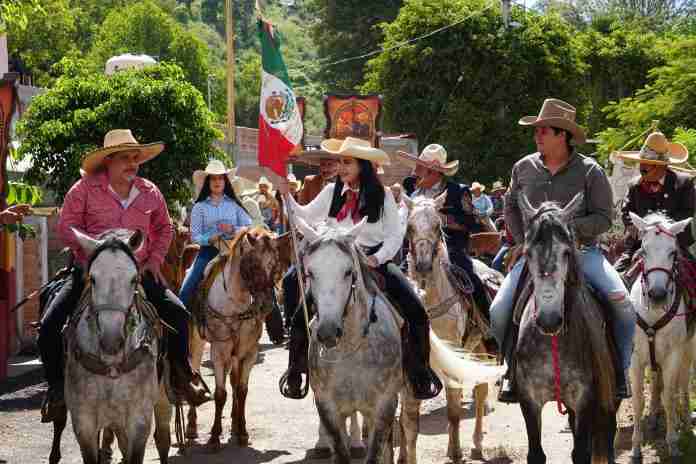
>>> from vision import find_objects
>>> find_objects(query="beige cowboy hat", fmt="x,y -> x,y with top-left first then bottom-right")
471,182 -> 486,192
319,137 -> 391,165
257,176 -> 273,189
615,131 -> 689,166
82,129 -> 164,174
518,98 -> 587,145
491,180 -> 506,193
395,144 -> 459,176
192,159 -> 237,199
287,147 -> 336,167
287,173 -> 302,190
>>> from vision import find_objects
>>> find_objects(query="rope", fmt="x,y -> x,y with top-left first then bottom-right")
551,335 -> 568,415
174,404 -> 186,451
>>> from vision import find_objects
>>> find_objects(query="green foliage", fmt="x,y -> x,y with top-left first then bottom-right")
2,181 -> 42,239
597,37 -> 696,166
16,63 -> 223,205
363,0 -> 585,184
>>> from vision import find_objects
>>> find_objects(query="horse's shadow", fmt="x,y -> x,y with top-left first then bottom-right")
169,443 -> 290,464
418,399 -> 484,436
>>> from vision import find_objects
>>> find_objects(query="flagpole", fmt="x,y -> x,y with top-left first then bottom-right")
226,0 -> 236,147
282,191 -> 311,340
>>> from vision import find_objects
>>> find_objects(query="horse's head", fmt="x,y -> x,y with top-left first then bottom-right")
72,228 -> 144,356
630,211 -> 691,304
230,227 -> 292,294
404,192 -> 447,275
295,217 -> 368,348
519,193 -> 584,336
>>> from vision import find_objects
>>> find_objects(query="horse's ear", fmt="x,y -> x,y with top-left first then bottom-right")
629,212 -> 649,233
561,193 -> 584,223
72,228 -> 100,257
128,229 -> 144,251
346,217 -> 368,241
402,195 -> 414,211
294,217 -> 319,243
668,217 -> 692,235
435,191 -> 447,210
518,193 -> 539,223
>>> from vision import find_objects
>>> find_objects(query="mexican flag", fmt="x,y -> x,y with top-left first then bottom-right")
257,19 -> 303,177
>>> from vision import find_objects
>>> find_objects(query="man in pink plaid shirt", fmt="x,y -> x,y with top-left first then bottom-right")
38,129 -> 211,422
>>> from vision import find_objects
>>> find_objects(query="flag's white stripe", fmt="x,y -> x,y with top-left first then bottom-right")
260,71 -> 303,145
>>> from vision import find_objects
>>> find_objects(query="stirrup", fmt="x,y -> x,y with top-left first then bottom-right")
279,370 -> 309,399
408,368 -> 443,400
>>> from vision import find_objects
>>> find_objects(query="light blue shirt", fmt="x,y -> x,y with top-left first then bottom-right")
190,195 -> 252,245
473,194 -> 493,217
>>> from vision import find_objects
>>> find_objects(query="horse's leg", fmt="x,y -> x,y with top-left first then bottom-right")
519,398 -> 545,464
316,401 -> 350,464
398,391 -> 420,464
72,419 -> 100,464
207,345 -> 229,451
570,404 -> 592,464
472,382 -> 489,461
311,421 -> 334,459
350,412 -> 366,458
630,358 -> 646,461
231,346 -> 256,447
99,428 -> 115,464
153,383 -> 173,464
123,418 -> 151,464
662,353 -> 684,459
444,387 -> 462,462
48,408 -> 67,464
365,396 -> 398,464
186,321 -> 205,440
647,368 -> 662,431
678,352 -> 692,428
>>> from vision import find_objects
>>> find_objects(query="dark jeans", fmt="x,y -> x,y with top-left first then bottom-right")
38,268 -> 191,390
285,260 -> 428,335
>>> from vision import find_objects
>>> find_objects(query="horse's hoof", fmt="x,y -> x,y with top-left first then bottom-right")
185,426 -> 198,440
238,435 -> 250,447
469,448 -> 483,461
206,438 -> 223,452
306,447 -> 333,459
98,448 -> 113,464
351,446 -> 367,459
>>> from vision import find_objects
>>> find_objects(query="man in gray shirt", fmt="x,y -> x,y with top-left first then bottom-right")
492,98 -> 635,402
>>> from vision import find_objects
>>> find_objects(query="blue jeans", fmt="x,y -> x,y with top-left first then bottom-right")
492,244 -> 510,273
490,245 -> 635,370
179,245 -> 219,309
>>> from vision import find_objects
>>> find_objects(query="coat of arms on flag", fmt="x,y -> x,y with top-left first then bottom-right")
258,19 -> 303,177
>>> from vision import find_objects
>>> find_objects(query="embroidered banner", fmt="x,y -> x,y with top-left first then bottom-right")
323,94 -> 382,147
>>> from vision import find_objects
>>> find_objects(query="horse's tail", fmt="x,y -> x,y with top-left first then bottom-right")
429,331 -> 503,388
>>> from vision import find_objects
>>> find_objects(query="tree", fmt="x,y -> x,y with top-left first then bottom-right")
363,0 -> 586,184
307,0 -> 403,92
88,0 -> 211,93
598,37 -> 696,166
16,63 -> 224,205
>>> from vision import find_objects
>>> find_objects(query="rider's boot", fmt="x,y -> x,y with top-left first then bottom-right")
171,359 -> 212,406
404,321 -> 443,400
616,367 -> 632,400
279,321 -> 309,399
497,336 -> 519,404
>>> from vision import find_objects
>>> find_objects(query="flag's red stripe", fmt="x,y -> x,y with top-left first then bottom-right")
258,116 -> 294,177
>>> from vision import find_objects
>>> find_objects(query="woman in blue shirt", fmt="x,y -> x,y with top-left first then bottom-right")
179,160 -> 252,308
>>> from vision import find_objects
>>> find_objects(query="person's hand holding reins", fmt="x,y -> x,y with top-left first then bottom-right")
143,260 -> 171,289
0,204 -> 31,225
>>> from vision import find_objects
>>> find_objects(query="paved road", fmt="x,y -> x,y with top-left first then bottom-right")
0,335 -> 676,463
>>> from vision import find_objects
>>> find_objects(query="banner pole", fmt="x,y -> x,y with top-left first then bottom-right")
283,192 -> 311,335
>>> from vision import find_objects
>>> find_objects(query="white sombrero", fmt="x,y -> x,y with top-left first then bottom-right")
395,144 -> 459,176
320,137 -> 391,165
82,129 -> 164,175
192,159 -> 237,199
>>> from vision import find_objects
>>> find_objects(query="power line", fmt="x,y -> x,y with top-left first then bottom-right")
289,0 -> 498,74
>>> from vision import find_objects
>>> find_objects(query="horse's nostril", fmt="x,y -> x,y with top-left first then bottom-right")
648,288 -> 667,301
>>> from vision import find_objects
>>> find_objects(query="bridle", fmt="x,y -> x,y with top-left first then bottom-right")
638,224 -> 678,290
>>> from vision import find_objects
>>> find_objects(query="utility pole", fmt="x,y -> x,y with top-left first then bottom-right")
226,0 -> 236,147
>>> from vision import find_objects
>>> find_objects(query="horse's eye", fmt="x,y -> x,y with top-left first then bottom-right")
344,270 -> 352,279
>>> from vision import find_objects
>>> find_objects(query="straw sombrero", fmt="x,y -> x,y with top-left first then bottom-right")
490,180 -> 506,193
82,129 -> 164,174
471,182 -> 485,192
395,144 -> 459,176
287,173 -> 302,190
518,98 -> 586,145
192,159 -> 237,199
615,132 -> 689,166
287,148 -> 337,166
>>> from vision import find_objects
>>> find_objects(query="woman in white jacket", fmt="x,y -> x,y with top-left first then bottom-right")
277,137 -> 442,400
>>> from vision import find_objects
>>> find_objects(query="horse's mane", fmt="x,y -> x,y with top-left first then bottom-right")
87,230 -> 139,270
643,210 -> 672,226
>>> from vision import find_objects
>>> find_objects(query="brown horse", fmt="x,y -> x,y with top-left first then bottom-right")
161,223 -> 198,291
185,227 -> 292,449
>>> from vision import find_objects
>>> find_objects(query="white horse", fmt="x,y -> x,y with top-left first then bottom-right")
403,193 -> 500,461
295,218 -> 499,464
63,229 -> 171,464
628,212 -> 696,462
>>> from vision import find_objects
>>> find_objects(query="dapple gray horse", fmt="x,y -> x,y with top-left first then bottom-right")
60,229 -> 171,464
627,212 -> 695,463
295,218 -> 487,464
516,194 -> 618,464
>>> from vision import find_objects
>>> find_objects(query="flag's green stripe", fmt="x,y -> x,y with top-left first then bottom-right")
258,19 -> 291,87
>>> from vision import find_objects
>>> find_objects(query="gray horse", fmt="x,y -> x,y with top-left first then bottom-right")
516,194 -> 618,464
57,229 -> 171,464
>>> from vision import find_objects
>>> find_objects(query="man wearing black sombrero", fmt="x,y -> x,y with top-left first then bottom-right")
38,130 -> 211,422
614,132 -> 695,273
491,98 -> 635,402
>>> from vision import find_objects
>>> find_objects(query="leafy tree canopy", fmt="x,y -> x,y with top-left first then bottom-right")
363,0 -> 585,184
16,63 -> 223,205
